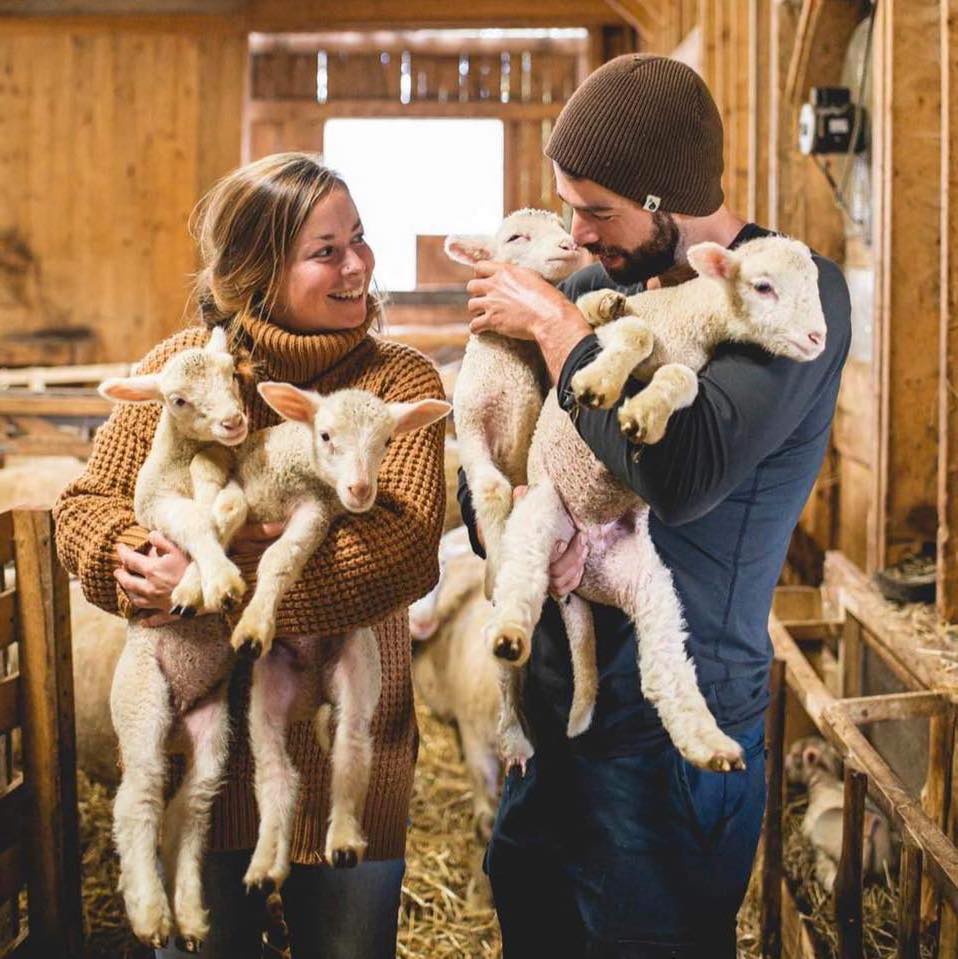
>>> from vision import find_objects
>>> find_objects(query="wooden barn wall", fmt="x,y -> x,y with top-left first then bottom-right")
0,21 -> 245,363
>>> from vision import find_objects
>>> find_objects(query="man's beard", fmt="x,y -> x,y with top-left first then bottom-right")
586,211 -> 680,286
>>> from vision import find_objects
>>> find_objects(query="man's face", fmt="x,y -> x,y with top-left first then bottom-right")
554,164 -> 679,285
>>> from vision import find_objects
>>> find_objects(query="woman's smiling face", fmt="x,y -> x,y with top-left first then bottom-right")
275,187 -> 375,333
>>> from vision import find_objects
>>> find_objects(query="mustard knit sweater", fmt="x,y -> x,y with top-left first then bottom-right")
53,315 -> 446,862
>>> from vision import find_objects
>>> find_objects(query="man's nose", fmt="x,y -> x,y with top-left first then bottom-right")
570,213 -> 598,248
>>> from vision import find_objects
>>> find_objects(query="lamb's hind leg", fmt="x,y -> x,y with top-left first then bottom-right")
161,690 -> 230,952
486,480 -> 570,667
561,594 -> 598,738
325,627 -> 382,868
589,515 -> 744,772
244,649 -> 301,892
570,315 -> 655,410
111,626 -> 175,948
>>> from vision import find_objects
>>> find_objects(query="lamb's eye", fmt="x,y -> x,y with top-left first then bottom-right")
753,281 -> 775,296
172,396 -> 189,408
384,437 -> 393,448
320,432 -> 330,443
506,234 -> 528,243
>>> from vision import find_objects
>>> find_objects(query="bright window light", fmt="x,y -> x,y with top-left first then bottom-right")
322,118 -> 504,291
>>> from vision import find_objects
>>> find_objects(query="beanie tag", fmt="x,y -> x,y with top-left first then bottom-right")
642,194 -> 661,212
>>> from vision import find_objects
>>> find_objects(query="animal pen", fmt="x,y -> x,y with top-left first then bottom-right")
3,0 -> 958,958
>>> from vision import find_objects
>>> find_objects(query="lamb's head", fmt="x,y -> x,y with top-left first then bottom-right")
444,209 -> 585,283
409,526 -> 478,641
785,735 -> 843,786
258,382 -> 451,513
686,236 -> 827,362
98,326 -> 248,445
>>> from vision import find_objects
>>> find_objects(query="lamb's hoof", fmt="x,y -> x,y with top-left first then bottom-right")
148,932 -> 170,950
618,399 -> 670,446
490,622 -> 530,665
506,755 -> 529,777
474,811 -> 495,843
243,867 -> 271,893
170,604 -> 197,618
684,729 -> 746,773
596,291 -> 628,322
220,593 -> 238,612
175,935 -> 203,954
330,847 -> 359,869
232,630 -> 266,660
566,702 -> 595,738
576,386 -> 605,409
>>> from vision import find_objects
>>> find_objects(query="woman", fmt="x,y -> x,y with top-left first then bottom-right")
54,153 -> 446,958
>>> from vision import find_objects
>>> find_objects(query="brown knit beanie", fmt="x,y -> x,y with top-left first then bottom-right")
545,54 -> 724,216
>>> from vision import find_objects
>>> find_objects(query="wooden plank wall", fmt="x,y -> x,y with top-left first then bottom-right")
0,20 -> 246,364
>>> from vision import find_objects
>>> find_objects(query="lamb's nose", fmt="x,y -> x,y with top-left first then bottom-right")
348,482 -> 371,502
808,331 -> 824,346
221,413 -> 244,430
560,239 -> 577,251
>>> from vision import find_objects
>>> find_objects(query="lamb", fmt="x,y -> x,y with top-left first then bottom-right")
785,735 -> 895,892
485,234 -> 826,773
98,327 -> 251,950
409,526 -> 500,841
197,383 -> 450,892
445,208 -> 584,594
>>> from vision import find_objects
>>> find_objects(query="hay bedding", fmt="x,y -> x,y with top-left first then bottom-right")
77,700 -> 501,958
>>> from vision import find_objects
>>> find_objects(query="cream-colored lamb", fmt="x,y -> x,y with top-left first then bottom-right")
487,235 -> 826,773
445,209 -> 584,594
200,383 -> 450,892
98,328 -> 250,950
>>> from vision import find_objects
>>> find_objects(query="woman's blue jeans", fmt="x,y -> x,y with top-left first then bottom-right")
155,852 -> 404,958
486,718 -> 767,959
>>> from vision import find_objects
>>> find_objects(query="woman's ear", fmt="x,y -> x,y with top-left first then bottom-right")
388,399 -> 452,435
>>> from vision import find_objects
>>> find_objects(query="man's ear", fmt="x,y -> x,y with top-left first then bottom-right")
257,381 -> 320,423
388,399 -> 452,435
444,235 -> 494,266
687,242 -> 739,282
98,375 -> 163,403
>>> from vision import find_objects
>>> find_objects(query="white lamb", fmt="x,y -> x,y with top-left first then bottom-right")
445,208 -> 584,594
485,235 -> 827,773
195,383 -> 450,892
98,328 -> 250,950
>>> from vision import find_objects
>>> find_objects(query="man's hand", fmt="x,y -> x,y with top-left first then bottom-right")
229,521 -> 286,559
466,261 -> 569,341
513,485 -> 587,598
115,530 -> 190,627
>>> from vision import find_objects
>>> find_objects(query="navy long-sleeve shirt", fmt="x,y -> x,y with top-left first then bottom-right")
458,223 -> 851,756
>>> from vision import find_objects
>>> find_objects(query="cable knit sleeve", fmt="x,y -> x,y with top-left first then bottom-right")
266,348 -> 446,636
52,328 -> 206,617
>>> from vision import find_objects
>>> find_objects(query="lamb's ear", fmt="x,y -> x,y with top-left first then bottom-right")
257,381 -> 320,423
205,325 -> 229,354
444,235 -> 494,266
687,242 -> 739,282
389,399 -> 452,435
801,742 -> 822,769
98,375 -> 163,403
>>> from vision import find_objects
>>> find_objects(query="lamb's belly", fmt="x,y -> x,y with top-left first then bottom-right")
528,393 -> 636,526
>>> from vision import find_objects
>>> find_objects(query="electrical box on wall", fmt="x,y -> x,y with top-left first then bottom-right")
798,87 -> 867,156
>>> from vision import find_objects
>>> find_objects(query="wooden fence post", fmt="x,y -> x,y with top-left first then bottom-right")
761,657 -> 787,959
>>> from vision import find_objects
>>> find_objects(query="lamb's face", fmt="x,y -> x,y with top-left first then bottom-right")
159,348 -> 248,446
732,239 -> 827,362
444,208 -> 585,283
309,391 -> 396,514
492,210 -> 584,282
785,735 -> 842,786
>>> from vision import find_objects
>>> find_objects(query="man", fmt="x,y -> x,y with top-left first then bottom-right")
457,54 -> 850,958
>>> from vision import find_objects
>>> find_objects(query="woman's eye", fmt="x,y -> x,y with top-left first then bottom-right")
312,246 -> 333,259
352,232 -> 366,245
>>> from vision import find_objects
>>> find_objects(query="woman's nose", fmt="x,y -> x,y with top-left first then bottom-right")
342,249 -> 365,276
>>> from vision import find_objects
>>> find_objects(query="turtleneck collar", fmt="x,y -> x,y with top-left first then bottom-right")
240,313 -> 372,386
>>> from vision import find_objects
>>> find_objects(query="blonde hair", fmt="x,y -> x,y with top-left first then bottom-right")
191,152 -> 383,337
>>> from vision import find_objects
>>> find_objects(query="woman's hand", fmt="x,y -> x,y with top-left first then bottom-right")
114,531 -> 190,628
228,521 -> 286,560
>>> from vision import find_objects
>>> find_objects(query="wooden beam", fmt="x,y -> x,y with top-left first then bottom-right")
897,841 -> 923,959
603,1 -> 663,48
939,0 -> 958,621
760,658 -> 786,959
13,511 -> 82,958
834,691 -> 951,725
872,0 -> 943,569
834,767 -> 866,959
0,392 -> 112,418
248,98 -> 565,121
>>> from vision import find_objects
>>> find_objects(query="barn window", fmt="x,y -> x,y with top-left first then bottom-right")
322,118 -> 504,292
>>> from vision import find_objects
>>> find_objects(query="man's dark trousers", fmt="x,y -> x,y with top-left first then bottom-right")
485,716 -> 766,959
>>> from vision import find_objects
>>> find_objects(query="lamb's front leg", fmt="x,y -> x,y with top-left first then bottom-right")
244,648 -> 301,891
582,513 -> 745,772
231,500 -> 331,659
161,690 -> 230,952
486,480 -> 571,667
110,626 -> 175,948
617,362 -> 698,444
325,627 -> 382,868
570,315 -> 655,410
